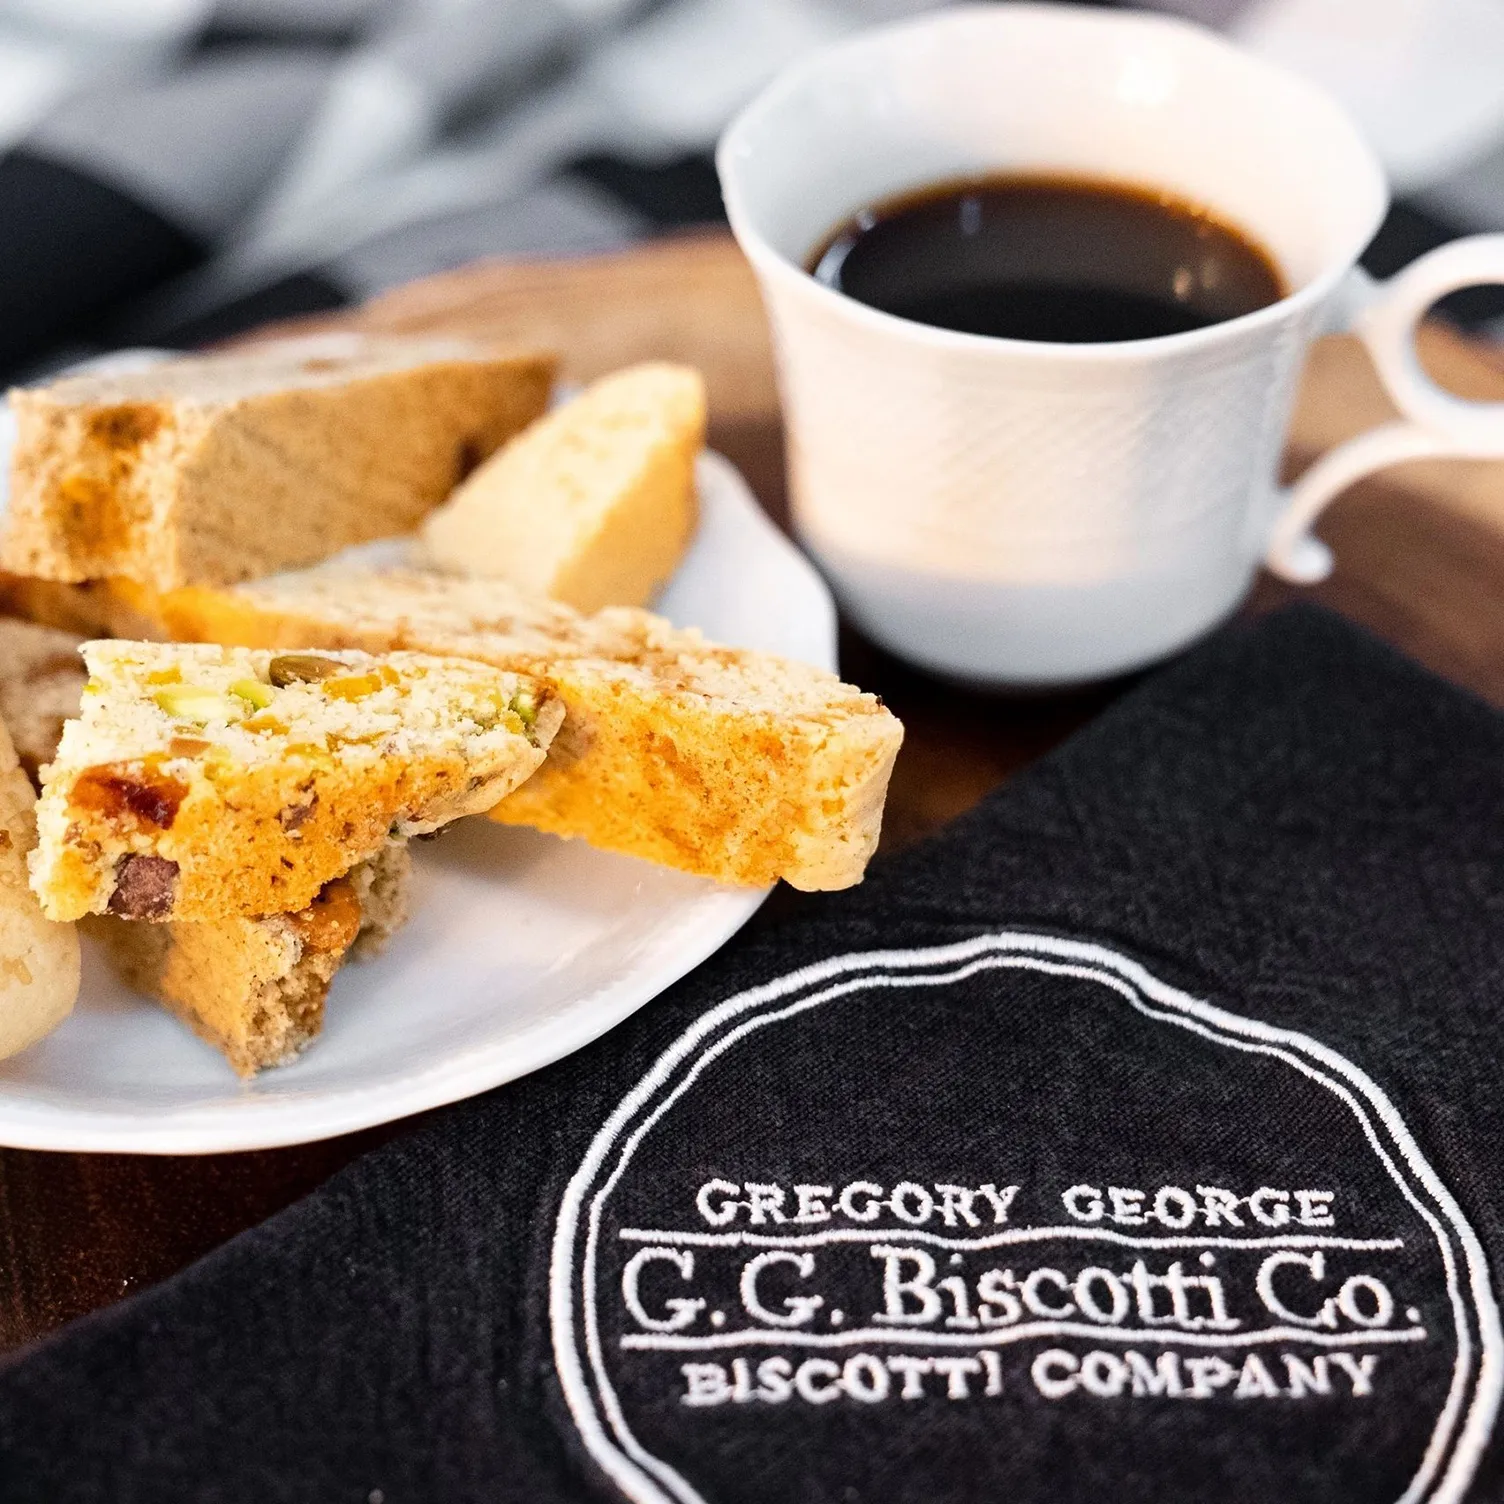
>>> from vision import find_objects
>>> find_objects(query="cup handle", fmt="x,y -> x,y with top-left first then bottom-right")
1264,235 -> 1504,583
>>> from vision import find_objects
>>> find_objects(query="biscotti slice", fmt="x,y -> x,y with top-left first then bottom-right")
156,570 -> 903,891
0,573 -> 173,640
89,842 -> 412,1077
0,618 -> 86,785
0,334 -> 555,592
31,640 -> 562,923
421,362 -> 706,610
0,716 -> 80,1058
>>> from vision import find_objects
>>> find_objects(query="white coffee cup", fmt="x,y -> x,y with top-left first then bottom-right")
717,3 -> 1504,685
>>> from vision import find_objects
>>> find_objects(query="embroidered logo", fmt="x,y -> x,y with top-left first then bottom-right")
551,933 -> 1501,1504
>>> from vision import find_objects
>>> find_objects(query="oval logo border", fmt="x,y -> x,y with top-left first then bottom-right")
550,931 -> 1502,1504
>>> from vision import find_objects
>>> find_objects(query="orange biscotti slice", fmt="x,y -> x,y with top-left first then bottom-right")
421,362 -> 706,610
155,570 -> 903,891
89,842 -> 412,1077
31,641 -> 561,923
0,334 -> 555,592
0,573 -> 169,640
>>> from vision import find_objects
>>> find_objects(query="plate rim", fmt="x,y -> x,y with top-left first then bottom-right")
0,883 -> 767,1154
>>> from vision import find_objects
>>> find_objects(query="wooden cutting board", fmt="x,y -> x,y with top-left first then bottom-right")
2,230 -> 1501,1356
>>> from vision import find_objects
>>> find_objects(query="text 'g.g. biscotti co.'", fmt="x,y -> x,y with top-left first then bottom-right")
617,1175 -> 1418,1409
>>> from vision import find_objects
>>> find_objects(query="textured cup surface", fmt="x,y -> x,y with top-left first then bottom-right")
718,4 -> 1386,683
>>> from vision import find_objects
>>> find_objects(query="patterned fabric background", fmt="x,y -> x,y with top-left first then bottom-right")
0,0 -> 1500,381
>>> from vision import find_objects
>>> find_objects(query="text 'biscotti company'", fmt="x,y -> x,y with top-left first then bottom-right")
612,1174 -> 1426,1411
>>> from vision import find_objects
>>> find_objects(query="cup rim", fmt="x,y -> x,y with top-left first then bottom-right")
715,2 -> 1391,363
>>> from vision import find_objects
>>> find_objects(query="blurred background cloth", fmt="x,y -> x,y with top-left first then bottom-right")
0,0 -> 1501,382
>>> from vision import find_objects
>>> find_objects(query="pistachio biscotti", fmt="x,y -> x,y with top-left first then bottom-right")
31,641 -> 562,923
0,632 -> 409,1072
154,570 -> 903,891
90,842 -> 412,1077
0,335 -> 556,592
421,362 -> 706,610
0,716 -> 79,1058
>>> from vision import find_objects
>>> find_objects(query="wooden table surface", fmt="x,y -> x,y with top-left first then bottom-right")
3,231 -> 1503,1357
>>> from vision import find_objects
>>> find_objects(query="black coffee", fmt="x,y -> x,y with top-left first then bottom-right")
809,173 -> 1285,343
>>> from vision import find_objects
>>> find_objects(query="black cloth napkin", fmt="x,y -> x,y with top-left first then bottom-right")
2,603 -> 1502,1504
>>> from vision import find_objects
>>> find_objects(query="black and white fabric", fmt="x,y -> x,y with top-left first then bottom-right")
0,0 -> 942,377
2,604 -> 1503,1503
0,0 -> 1501,382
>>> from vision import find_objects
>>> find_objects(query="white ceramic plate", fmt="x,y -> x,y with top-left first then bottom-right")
0,448 -> 834,1152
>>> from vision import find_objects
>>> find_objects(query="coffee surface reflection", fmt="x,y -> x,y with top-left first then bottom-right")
810,173 -> 1285,343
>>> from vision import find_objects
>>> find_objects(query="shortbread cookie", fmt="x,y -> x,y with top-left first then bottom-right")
0,335 -> 555,592
155,570 -> 903,891
422,362 -> 706,610
90,842 -> 412,1077
0,717 -> 80,1058
31,641 -> 561,922
0,618 -> 86,784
